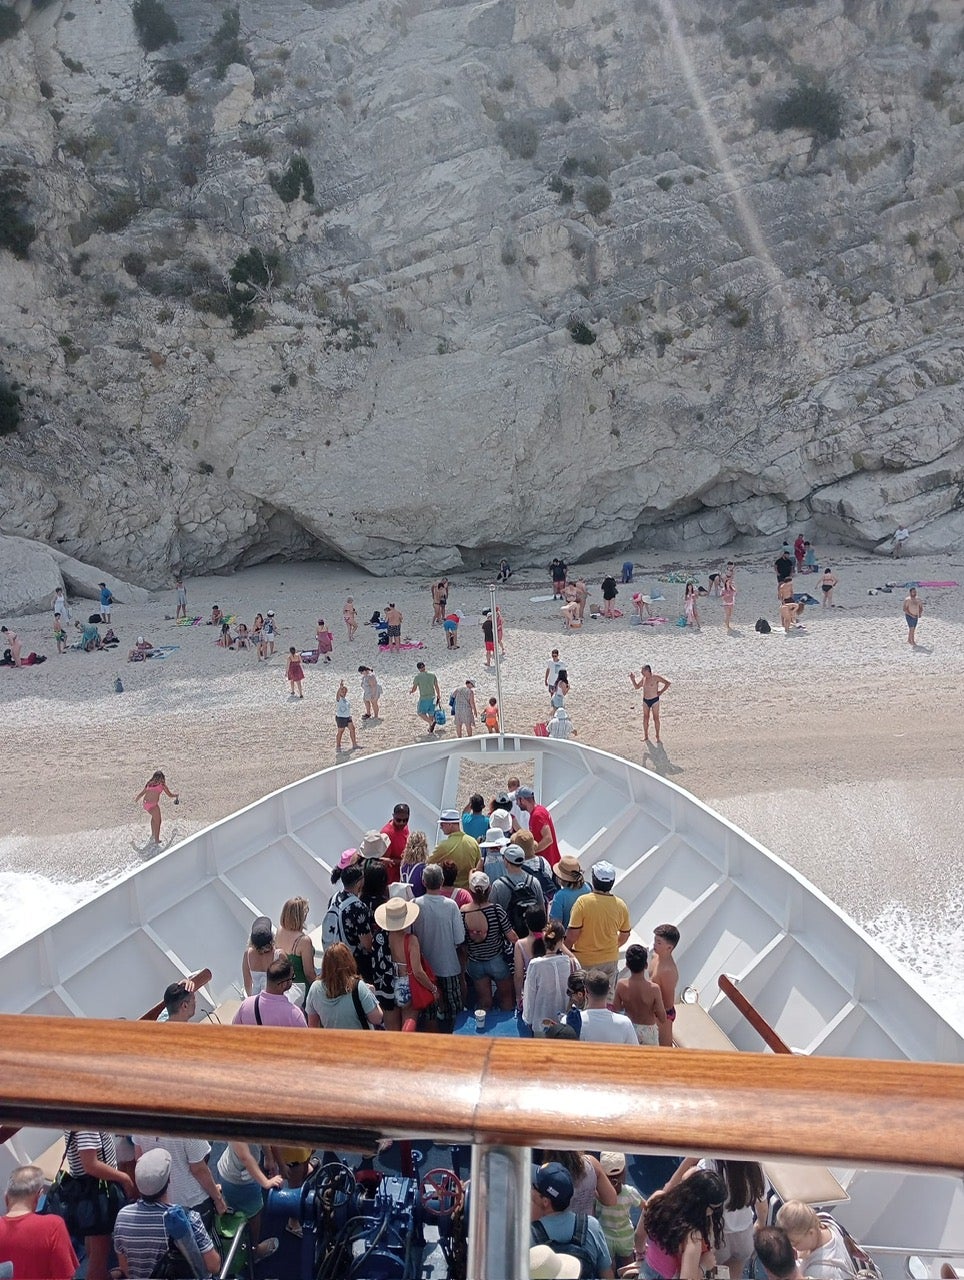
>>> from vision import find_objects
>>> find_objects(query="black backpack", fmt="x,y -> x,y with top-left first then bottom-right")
755,617 -> 772,634
531,1214 -> 595,1278
497,873 -> 540,937
150,1240 -> 195,1278
522,855 -> 556,900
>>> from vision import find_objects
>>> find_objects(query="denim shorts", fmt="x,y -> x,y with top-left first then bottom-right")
221,1178 -> 264,1221
466,954 -> 510,982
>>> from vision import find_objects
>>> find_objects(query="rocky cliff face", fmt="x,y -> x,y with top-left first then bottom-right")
1,0 -> 962,583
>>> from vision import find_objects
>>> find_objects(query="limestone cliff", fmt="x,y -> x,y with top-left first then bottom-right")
0,0 -> 962,583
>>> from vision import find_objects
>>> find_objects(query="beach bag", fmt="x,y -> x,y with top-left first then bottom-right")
434,706 -> 447,726
45,1146 -> 126,1237
676,615 -> 687,627
534,722 -> 549,737
89,612 -> 102,624
755,617 -> 772,634
321,893 -> 352,947
403,936 -> 436,1011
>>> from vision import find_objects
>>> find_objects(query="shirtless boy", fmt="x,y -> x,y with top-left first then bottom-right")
384,602 -> 403,654
629,665 -> 670,743
650,924 -> 680,1047
903,587 -> 924,646
613,944 -> 667,1046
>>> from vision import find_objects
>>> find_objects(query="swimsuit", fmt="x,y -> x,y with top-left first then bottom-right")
822,583 -> 833,593
905,613 -> 918,628
665,1005 -> 676,1021
643,695 -> 659,708
387,624 -> 401,638
143,783 -> 164,812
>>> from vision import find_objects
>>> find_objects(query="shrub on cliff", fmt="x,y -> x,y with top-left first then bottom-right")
209,7 -> 248,79
768,82 -> 843,141
131,0 -> 179,53
155,61 -> 189,95
0,376 -> 21,436
0,169 -> 36,259
269,155 -> 314,203
496,118 -> 539,160
0,4 -> 21,40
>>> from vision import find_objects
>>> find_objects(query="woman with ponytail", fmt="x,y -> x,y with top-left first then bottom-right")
522,916 -> 580,1035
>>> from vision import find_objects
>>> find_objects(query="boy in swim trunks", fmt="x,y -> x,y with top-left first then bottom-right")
650,924 -> 680,1047
628,665 -> 670,743
384,603 -> 402,653
903,587 -> 923,646
612,944 -> 667,1046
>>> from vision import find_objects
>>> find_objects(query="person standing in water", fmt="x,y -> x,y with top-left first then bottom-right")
135,770 -> 178,845
629,666 -> 671,744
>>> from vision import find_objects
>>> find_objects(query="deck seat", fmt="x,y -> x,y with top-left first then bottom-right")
671,1002 -> 848,1207
204,998 -> 242,1025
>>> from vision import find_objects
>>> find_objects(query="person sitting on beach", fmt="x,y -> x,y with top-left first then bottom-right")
218,619 -> 234,648
128,636 -> 154,662
208,605 -> 223,627
498,558 -> 512,582
74,620 -> 103,651
235,622 -> 250,649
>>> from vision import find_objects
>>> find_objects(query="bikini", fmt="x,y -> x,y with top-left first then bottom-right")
142,783 -> 164,812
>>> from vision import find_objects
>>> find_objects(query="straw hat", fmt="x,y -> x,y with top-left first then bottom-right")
359,830 -> 390,859
374,897 -> 420,931
554,855 -> 583,884
529,1244 -> 580,1279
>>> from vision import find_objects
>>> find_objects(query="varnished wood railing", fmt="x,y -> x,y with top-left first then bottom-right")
0,1016 -> 962,1174
139,968 -> 213,1022
718,974 -> 793,1054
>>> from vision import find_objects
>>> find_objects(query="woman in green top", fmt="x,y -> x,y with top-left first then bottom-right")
275,896 -> 317,1008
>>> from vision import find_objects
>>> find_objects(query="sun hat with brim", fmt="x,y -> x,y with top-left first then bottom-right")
489,808 -> 513,833
337,848 -> 359,870
479,827 -> 508,848
359,830 -> 390,858
389,882 -> 414,903
529,1244 -> 581,1280
374,898 -> 420,931
554,855 -> 583,884
439,808 -> 461,823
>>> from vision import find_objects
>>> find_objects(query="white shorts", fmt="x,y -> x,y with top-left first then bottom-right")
634,1023 -> 660,1046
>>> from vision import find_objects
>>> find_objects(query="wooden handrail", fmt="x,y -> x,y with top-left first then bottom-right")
718,974 -> 793,1054
139,969 -> 213,1022
0,1017 -> 962,1175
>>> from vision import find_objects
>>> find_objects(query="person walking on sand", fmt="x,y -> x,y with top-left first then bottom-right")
174,576 -> 187,621
821,567 -> 838,608
359,665 -> 382,719
630,665 -> 670,744
384,603 -> 403,654
684,581 -> 701,631
903,587 -> 924,646
335,681 -> 358,751
482,697 -> 500,734
315,618 -> 334,663
411,661 -> 441,734
135,770 -> 178,845
52,586 -> 71,625
720,569 -> 737,633
453,678 -> 478,737
285,647 -> 305,699
343,596 -> 358,642
481,611 -> 495,667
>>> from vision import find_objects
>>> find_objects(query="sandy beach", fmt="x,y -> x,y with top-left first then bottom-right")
2,545 -> 963,1021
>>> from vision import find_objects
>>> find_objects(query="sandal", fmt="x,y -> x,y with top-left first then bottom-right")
255,1237 -> 279,1260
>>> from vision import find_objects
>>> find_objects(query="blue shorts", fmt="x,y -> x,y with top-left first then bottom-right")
443,620 -> 457,632
905,613 -> 918,628
221,1178 -> 264,1221
466,954 -> 511,982
417,697 -> 436,715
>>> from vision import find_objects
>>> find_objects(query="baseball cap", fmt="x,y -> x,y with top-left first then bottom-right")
515,786 -> 535,800
503,845 -> 526,865
468,870 -> 490,893
439,808 -> 461,822
592,860 -> 616,885
599,1151 -> 626,1176
135,1147 -> 172,1196
532,1162 -> 573,1209
249,916 -> 273,948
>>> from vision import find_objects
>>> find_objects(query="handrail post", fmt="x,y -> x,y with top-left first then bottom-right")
467,1143 -> 531,1280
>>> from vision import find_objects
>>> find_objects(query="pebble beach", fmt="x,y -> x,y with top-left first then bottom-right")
1,545 -> 962,1026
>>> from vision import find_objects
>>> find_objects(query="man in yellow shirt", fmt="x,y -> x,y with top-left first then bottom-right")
565,861 -> 630,998
428,808 -> 481,888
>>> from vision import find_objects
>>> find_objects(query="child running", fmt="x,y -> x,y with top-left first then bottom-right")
285,647 -> 305,699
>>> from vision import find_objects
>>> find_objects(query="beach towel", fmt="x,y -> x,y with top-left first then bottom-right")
792,593 -> 819,605
177,616 -> 203,626
914,580 -> 959,589
640,616 -> 669,626
301,651 -> 319,664
529,595 -> 557,603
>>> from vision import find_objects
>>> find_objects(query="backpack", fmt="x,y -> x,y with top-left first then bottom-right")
754,617 -> 772,634
150,1241 -> 195,1278
496,873 -> 540,938
321,892 -> 353,947
522,856 -> 555,899
531,1213 -> 595,1278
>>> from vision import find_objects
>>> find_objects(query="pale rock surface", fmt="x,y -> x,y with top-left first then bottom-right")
1,0 -> 963,582
0,534 -> 150,615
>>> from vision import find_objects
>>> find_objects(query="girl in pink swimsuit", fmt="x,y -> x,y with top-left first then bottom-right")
641,1168 -> 725,1279
134,770 -> 178,845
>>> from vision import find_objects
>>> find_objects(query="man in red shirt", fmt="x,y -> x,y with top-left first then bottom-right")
0,1163 -> 78,1280
515,787 -> 560,867
380,803 -> 410,884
